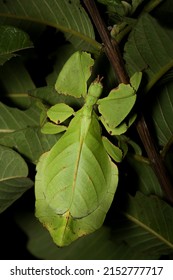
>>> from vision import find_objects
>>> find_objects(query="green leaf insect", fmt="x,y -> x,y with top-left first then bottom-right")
35,80 -> 118,247
35,51 -> 140,247
35,52 -> 118,247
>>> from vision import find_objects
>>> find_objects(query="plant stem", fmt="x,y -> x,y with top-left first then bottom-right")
83,0 -> 129,84
83,0 -> 173,205
136,115 -> 173,203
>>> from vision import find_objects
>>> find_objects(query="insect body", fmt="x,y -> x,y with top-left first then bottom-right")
35,79 -> 118,246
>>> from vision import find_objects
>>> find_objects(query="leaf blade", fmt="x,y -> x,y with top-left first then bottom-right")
0,102 -> 62,163
113,192 -> 173,256
0,0 -> 100,51
0,58 -> 35,108
0,146 -> 33,213
124,14 -> 173,92
0,25 -> 33,65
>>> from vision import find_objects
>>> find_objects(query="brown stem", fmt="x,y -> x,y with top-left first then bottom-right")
83,0 -> 129,84
83,0 -> 173,204
136,115 -> 173,204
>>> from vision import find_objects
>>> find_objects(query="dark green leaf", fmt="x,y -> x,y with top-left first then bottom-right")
0,127 -> 60,164
0,25 -> 33,65
150,82 -> 173,147
0,145 -> 33,213
113,192 -> 173,257
0,0 -> 100,52
0,58 -> 35,108
127,155 -> 163,197
0,103 -> 61,163
46,45 -> 76,86
0,102 -> 40,131
124,14 -> 173,92
30,86 -> 84,108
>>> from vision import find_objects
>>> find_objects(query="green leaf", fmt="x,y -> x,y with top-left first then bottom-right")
0,25 -> 33,65
150,81 -> 173,147
124,13 -> 173,92
35,93 -> 118,246
47,103 -> 74,124
98,83 -> 136,128
97,0 -> 128,17
0,146 -> 33,213
0,103 -> 61,163
127,155 -> 163,197
0,0 -> 100,52
30,86 -> 84,108
55,51 -> 94,98
102,136 -> 123,162
0,58 -> 35,108
0,127 -> 61,164
46,45 -> 76,86
0,102 -> 40,132
113,192 -> 173,256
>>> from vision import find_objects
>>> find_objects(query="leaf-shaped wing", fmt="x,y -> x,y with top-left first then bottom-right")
35,106 -> 118,246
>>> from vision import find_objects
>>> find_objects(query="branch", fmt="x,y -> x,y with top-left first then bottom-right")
83,0 -> 129,84
83,0 -> 173,205
136,115 -> 173,203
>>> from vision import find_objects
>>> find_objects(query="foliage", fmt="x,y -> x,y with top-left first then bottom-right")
0,0 -> 173,259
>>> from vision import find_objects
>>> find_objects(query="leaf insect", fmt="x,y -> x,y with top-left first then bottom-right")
35,51 -> 142,246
